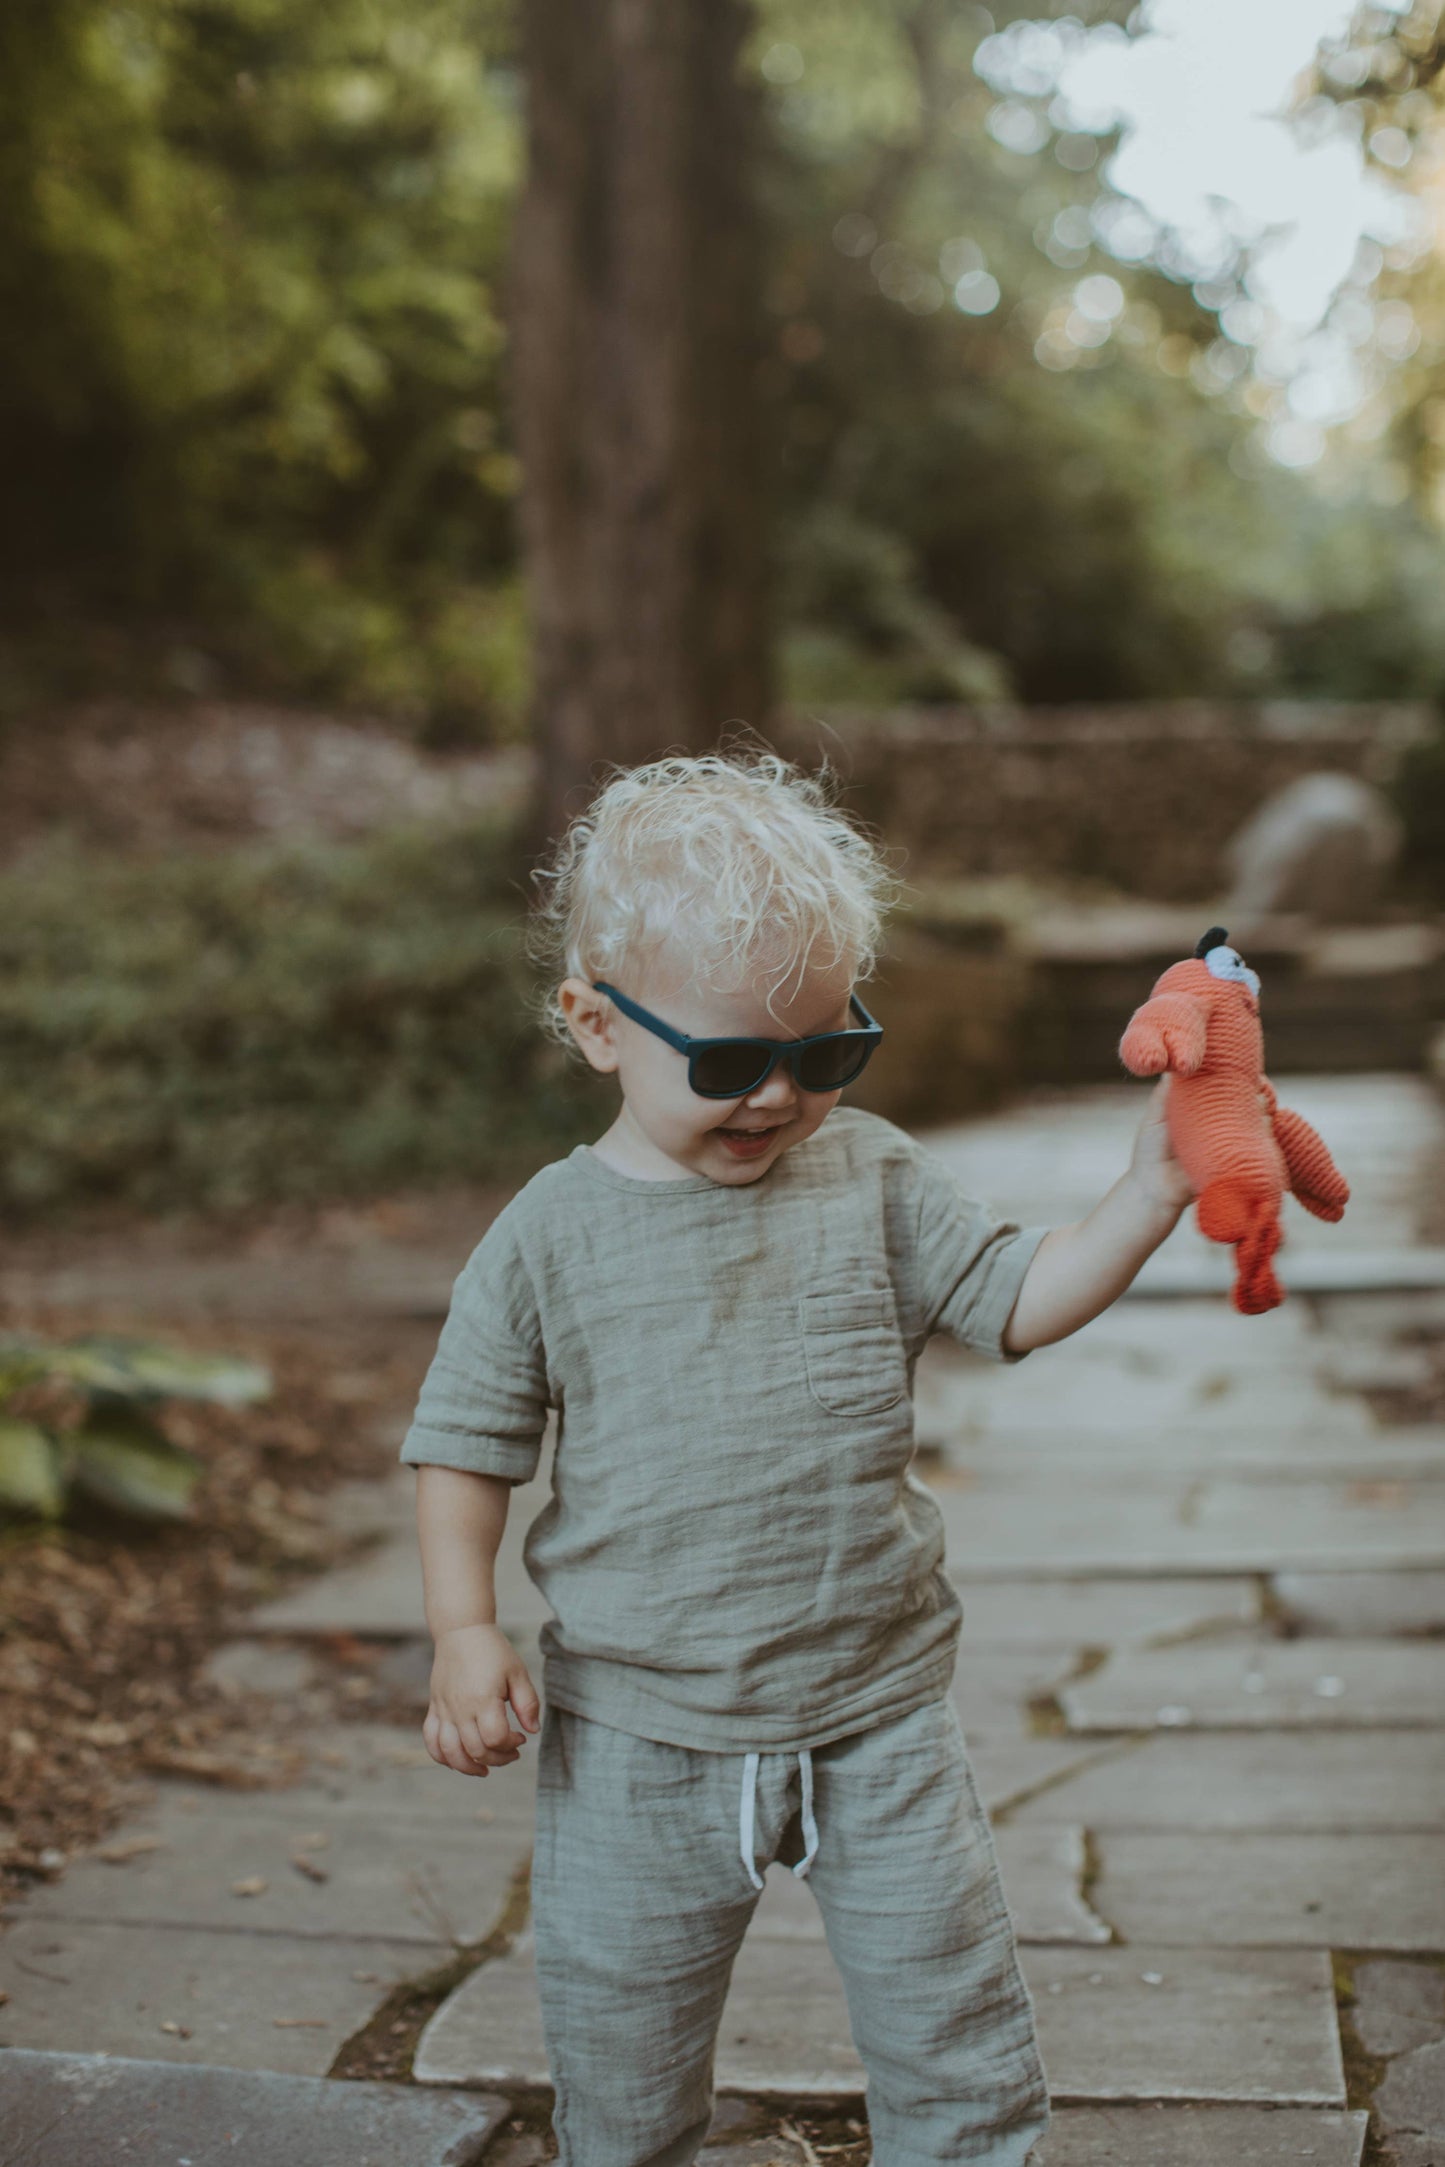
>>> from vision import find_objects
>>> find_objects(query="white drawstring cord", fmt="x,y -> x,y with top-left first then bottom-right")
739,1751 -> 764,1889
793,1746 -> 819,1880
738,1747 -> 820,1888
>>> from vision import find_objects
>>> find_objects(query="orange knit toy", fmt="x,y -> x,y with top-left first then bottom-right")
1118,926 -> 1350,1314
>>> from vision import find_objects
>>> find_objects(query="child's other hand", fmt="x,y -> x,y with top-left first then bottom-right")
424,1622 -> 541,1778
1128,1074 -> 1195,1217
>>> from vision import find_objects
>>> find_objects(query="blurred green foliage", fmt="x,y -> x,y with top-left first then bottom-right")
0,0 -> 527,731
0,818 -> 601,1222
752,0 -> 1445,705
0,0 -> 1442,724
0,1332 -> 270,1523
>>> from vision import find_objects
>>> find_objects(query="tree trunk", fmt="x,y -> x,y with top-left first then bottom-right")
510,0 -> 772,853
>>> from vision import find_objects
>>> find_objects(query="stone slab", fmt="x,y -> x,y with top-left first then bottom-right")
956,1577 -> 1260,1648
1008,1731 -> 1445,1833
0,2049 -> 509,2166
1274,1569 -> 1445,1637
744,1827 -> 1109,1947
1383,2140 -> 1445,2167
1134,1248 -> 1445,1295
1060,1637 -> 1445,1731
968,1740 -> 1126,1819
1092,1833 -> 1445,1950
0,1918 -> 430,2074
1376,2040 -> 1445,2145
946,1433 -> 1445,1480
704,2108 -> 1369,2166
925,1352 -> 1377,1446
7,1777 -> 532,1947
1028,1947 -> 1346,2106
248,1513 -> 550,1641
1313,1291 -> 1445,1340
937,1474 -> 1445,1575
1321,1344 -> 1436,1391
1030,2105 -> 1367,2165
136,1722 -> 541,1838
924,1074 -> 1445,1260
251,1448 -> 555,1638
951,1648 -> 1083,1741
1352,1958 -> 1445,2058
416,1936 -> 1345,2106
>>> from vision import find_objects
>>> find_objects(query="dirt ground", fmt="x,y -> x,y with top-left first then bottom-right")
0,697 -> 529,871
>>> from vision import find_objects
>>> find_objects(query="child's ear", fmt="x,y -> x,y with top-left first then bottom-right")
558,978 -> 620,1076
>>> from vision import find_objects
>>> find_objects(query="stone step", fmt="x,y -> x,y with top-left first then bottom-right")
0,1918 -> 439,2075
951,1576 -> 1261,1649
414,1936 -> 1346,2108
1006,1729 -> 1445,1833
0,2050 -> 508,2167
1059,1636 -> 1445,1732
1028,2104 -> 1368,2165
934,1471 -> 1445,1576
701,2105 -> 1369,2166
1092,1831 -> 1445,1950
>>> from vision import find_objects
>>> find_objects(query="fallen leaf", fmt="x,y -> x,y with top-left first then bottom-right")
1345,1480 -> 1407,1507
95,1835 -> 166,1864
290,1854 -> 329,1883
79,1720 -> 133,1747
158,2021 -> 191,2038
231,1875 -> 268,1897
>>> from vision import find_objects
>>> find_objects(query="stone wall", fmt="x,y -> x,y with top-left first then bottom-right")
775,701 -> 1435,901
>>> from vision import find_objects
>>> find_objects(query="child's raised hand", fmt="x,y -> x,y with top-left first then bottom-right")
1128,1074 -> 1195,1217
423,1622 -> 542,1778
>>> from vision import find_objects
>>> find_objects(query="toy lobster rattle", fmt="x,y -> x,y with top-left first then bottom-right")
1118,926 -> 1350,1314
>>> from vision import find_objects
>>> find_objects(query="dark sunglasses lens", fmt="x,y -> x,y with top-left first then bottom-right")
798,1036 -> 872,1092
691,1043 -> 771,1097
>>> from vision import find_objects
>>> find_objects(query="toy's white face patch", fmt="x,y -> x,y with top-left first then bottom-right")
1204,944 -> 1261,998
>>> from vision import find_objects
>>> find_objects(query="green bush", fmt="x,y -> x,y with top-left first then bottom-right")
0,817 -> 601,1222
0,1333 -> 271,1523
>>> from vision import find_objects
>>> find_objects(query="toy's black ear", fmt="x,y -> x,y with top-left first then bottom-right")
1194,925 -> 1229,958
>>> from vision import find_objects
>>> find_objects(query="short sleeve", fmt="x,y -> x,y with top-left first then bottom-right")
399,1216 -> 550,1482
912,1145 -> 1051,1364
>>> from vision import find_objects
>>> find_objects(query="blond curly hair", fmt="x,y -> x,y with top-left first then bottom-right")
526,745 -> 902,1045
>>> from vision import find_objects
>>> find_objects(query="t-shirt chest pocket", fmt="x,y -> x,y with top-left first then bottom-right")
800,1284 -> 907,1417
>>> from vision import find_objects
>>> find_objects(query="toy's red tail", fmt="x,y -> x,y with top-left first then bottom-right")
1196,1176 -> 1285,1315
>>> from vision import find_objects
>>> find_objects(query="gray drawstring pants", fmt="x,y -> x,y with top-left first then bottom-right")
529,1692 -> 1050,2167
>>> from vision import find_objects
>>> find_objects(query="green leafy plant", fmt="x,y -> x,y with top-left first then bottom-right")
0,1333 -> 271,1525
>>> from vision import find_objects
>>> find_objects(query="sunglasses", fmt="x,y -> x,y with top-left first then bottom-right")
592,982 -> 884,1099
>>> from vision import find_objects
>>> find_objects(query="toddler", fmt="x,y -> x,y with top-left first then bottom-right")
401,749 -> 1193,2166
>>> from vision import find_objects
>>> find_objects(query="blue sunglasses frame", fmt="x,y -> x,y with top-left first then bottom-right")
591,981 -> 883,1100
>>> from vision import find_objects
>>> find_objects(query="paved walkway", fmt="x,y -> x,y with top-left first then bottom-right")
3,1073 -> 1444,2165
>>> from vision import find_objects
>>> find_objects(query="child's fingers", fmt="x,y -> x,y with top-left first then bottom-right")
472,1697 -> 524,1753
424,1708 -> 490,1778
462,1720 -> 524,1767
508,1665 -> 542,1732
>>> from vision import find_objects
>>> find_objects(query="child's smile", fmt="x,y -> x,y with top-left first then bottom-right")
560,957 -> 861,1185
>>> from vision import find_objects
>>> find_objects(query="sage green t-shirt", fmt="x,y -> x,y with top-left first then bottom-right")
399,1105 -> 1049,1752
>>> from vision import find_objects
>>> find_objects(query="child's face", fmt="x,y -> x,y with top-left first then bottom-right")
559,950 -> 858,1185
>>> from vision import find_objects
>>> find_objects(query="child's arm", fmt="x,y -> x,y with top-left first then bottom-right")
415,1463 -> 541,1779
1002,1076 -> 1194,1354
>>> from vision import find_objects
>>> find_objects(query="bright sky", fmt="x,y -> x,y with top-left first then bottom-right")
1051,0 -> 1412,327
975,0 -> 1426,458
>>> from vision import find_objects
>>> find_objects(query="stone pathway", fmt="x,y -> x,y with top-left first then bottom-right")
2,1073 -> 1443,2164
